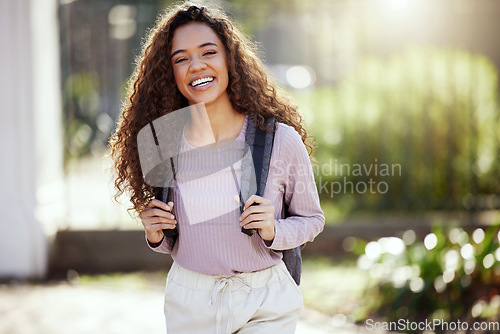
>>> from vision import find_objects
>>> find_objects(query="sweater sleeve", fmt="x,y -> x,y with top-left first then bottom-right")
266,126 -> 325,250
145,234 -> 176,254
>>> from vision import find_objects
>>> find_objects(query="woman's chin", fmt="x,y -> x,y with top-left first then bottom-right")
185,90 -> 230,109
186,95 -> 217,107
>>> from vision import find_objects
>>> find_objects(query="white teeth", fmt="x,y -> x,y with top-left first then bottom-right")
191,77 -> 214,87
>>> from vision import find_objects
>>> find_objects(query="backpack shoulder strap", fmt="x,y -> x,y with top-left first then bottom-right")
240,116 -> 275,236
152,141 -> 180,240
252,117 -> 276,197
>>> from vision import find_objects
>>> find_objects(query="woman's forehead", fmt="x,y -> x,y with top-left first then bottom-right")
171,22 -> 222,49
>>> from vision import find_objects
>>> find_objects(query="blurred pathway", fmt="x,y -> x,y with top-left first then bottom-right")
0,282 -> 380,334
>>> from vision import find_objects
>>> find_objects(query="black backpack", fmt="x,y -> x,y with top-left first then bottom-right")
154,116 -> 304,285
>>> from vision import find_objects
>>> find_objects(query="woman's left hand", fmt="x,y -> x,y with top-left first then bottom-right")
239,195 -> 276,243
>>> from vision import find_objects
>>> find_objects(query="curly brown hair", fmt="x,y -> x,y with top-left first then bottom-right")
109,1 -> 315,215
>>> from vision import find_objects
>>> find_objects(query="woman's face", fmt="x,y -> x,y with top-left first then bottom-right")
171,22 -> 230,107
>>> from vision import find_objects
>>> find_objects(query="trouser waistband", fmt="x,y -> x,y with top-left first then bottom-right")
167,260 -> 291,291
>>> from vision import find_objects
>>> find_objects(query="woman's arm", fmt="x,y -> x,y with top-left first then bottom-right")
266,125 -> 325,250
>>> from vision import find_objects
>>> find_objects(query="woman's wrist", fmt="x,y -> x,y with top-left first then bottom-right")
263,238 -> 274,247
259,224 -> 276,245
147,236 -> 164,248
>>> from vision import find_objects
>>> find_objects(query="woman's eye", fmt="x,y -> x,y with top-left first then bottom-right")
203,51 -> 216,56
174,58 -> 186,64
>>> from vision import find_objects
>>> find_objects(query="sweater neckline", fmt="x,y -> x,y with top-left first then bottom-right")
181,114 -> 248,151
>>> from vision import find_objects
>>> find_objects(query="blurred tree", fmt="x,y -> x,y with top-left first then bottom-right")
62,71 -> 100,162
59,0 -> 162,167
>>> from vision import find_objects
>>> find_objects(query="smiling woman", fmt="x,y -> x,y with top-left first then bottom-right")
171,22 -> 231,111
108,2 -> 324,334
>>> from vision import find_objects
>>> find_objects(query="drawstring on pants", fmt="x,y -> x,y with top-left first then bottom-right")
209,276 -> 253,334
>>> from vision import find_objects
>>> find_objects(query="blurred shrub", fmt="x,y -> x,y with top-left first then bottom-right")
296,47 -> 500,213
348,221 -> 500,332
62,71 -> 114,166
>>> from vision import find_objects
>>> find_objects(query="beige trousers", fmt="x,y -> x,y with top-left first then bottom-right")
164,260 -> 303,334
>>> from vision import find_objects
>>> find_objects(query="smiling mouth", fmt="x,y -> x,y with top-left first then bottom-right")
189,77 -> 215,87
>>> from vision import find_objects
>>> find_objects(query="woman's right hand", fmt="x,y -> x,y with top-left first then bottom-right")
139,199 -> 176,244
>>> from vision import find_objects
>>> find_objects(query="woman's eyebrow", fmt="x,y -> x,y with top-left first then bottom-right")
171,42 -> 218,58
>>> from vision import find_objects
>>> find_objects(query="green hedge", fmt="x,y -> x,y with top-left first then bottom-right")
295,48 -> 500,214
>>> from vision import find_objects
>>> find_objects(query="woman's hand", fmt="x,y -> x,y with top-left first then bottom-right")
239,195 -> 276,243
139,199 -> 176,244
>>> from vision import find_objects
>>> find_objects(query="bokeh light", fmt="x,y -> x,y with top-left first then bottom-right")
365,241 -> 382,260
424,233 -> 438,250
460,244 -> 474,260
409,277 -> 424,293
402,229 -> 416,246
483,254 -> 495,269
286,65 -> 314,89
472,228 -> 485,244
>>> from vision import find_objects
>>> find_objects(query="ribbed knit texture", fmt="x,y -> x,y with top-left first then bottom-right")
149,115 -> 325,276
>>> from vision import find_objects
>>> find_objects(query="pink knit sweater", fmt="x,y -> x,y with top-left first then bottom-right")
148,116 -> 324,276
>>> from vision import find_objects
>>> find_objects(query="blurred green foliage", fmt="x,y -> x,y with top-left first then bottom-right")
63,71 -> 103,166
296,47 -> 500,214
348,219 -> 500,332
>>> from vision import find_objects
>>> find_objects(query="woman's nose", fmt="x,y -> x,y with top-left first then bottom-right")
190,57 -> 206,72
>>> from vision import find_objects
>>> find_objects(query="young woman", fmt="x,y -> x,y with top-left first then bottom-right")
110,2 -> 324,333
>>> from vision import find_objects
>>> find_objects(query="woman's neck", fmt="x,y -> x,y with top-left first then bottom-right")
186,97 -> 245,147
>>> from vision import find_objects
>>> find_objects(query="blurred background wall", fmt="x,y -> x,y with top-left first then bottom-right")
0,0 -> 64,278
